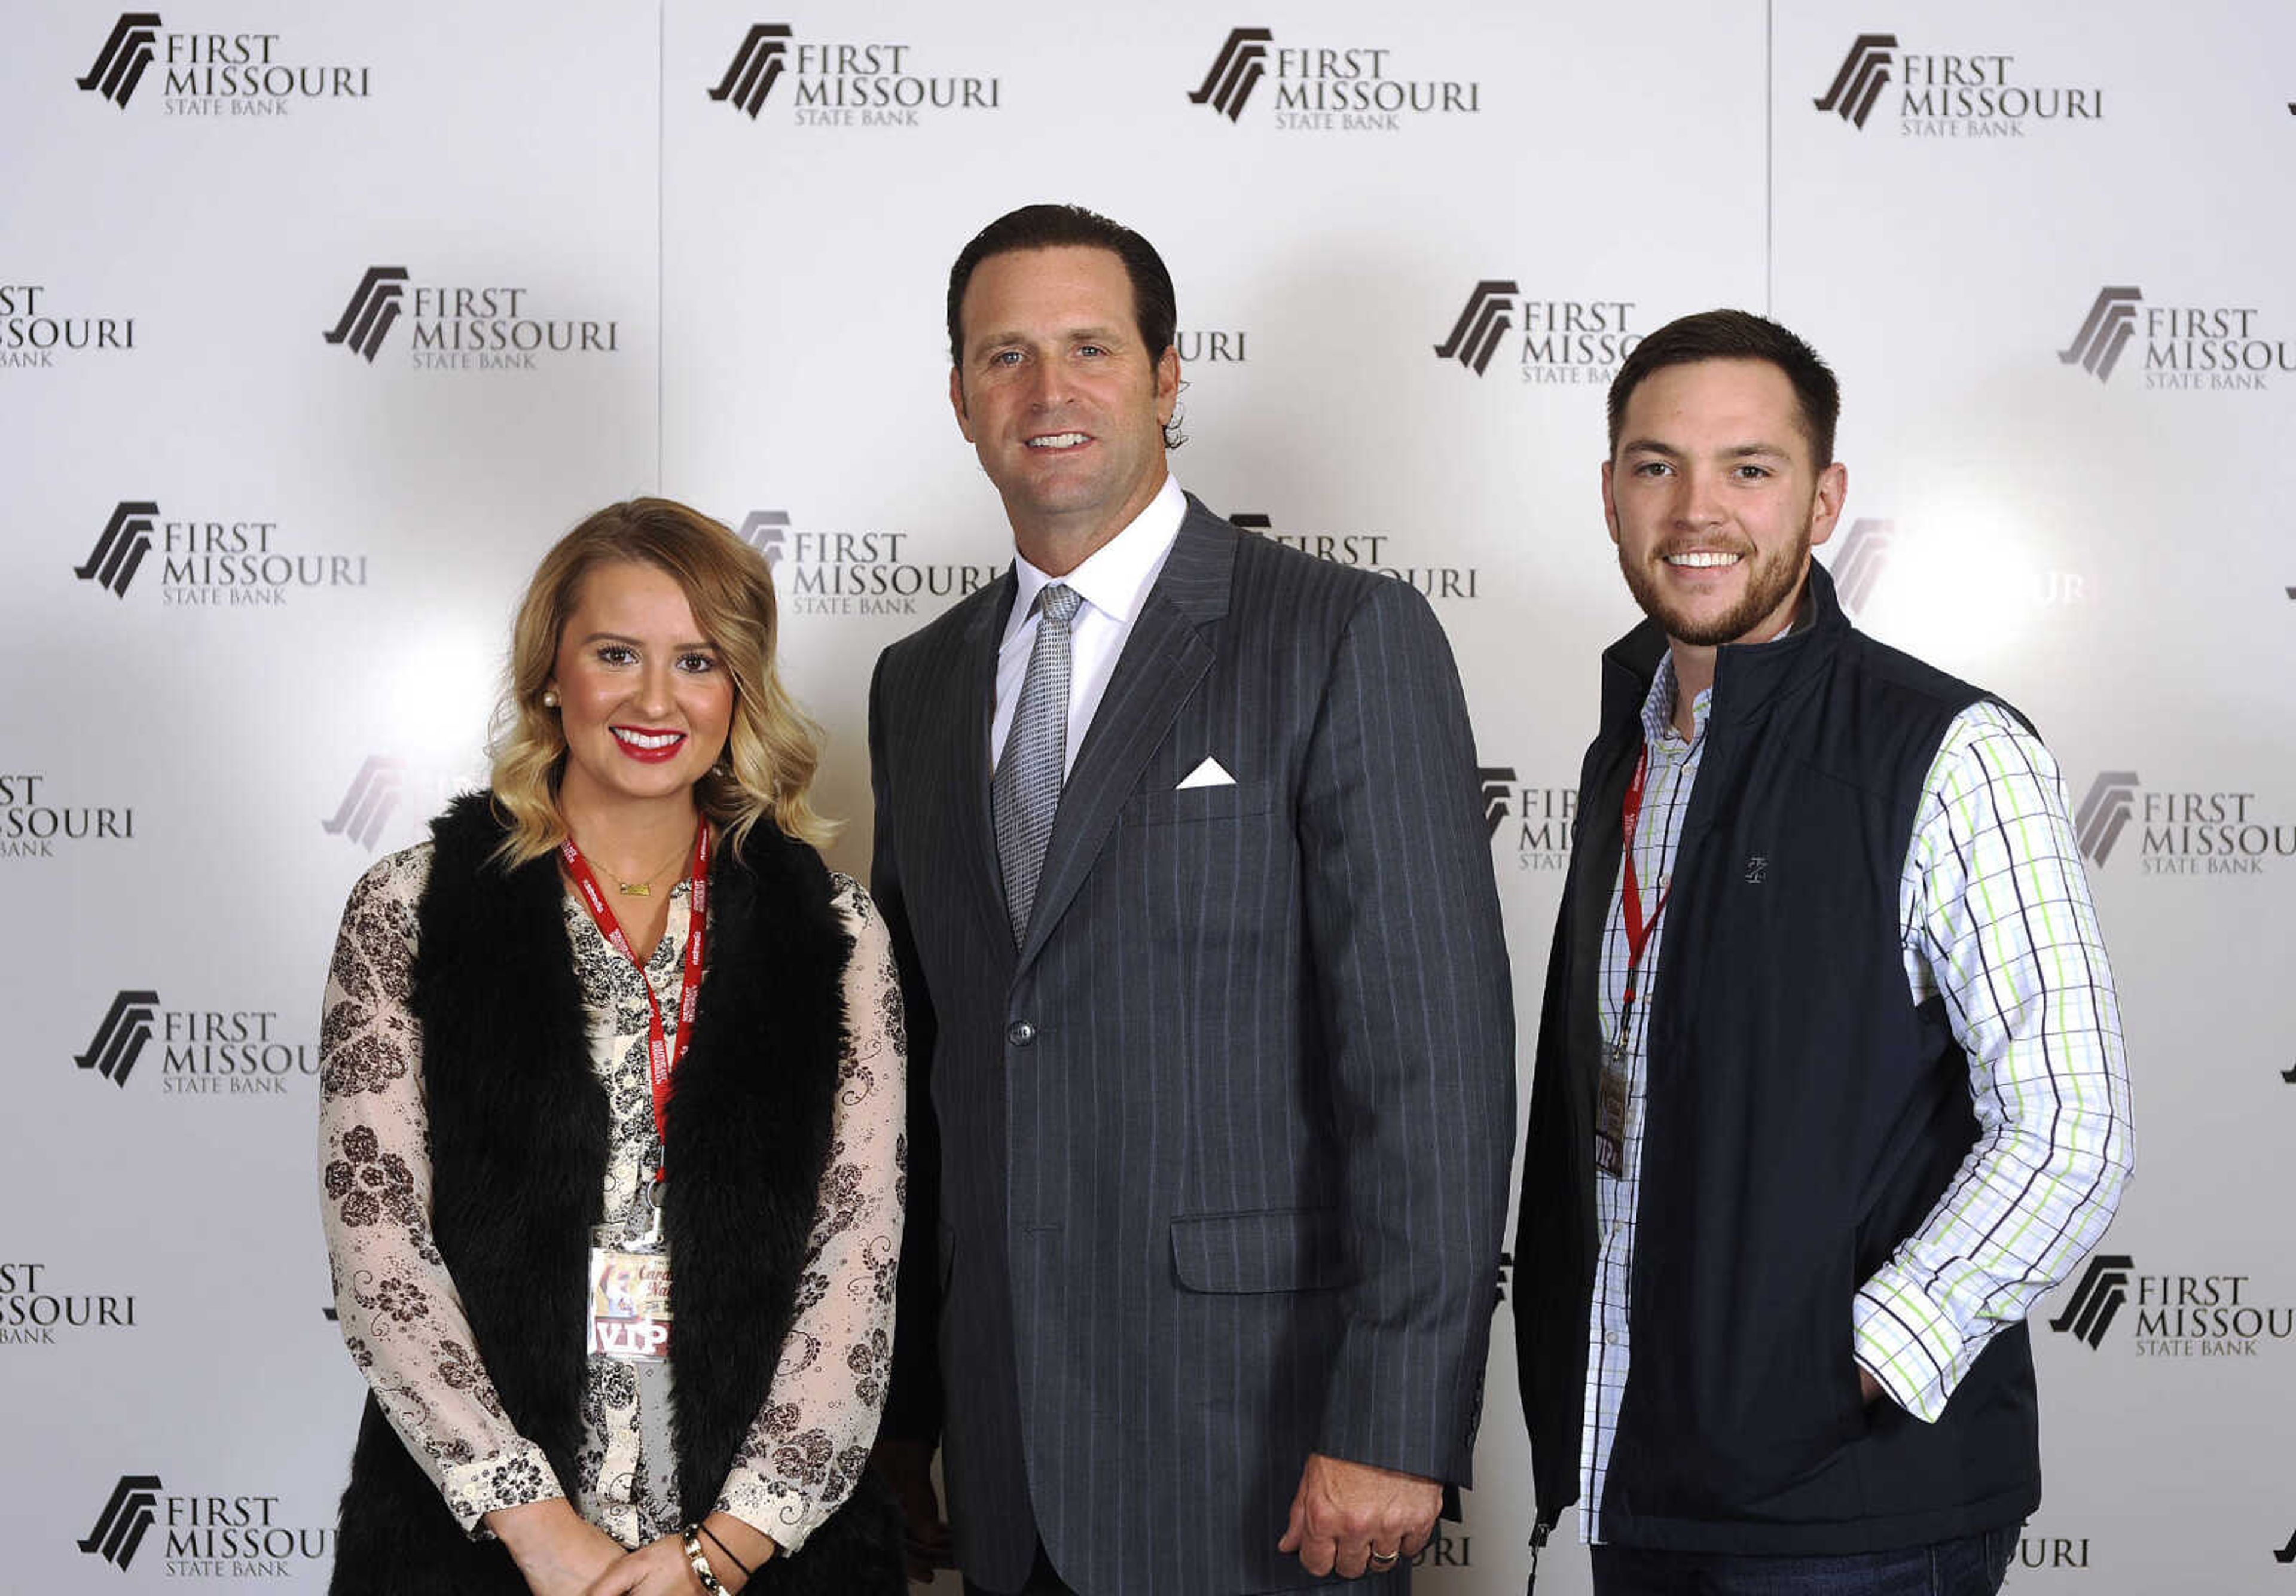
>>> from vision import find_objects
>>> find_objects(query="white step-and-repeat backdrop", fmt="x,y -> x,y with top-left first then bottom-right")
6,2 -> 2291,1591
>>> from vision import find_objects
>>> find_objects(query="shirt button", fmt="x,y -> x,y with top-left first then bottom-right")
1604,1332 -> 1621,1346
1006,1021 -> 1036,1047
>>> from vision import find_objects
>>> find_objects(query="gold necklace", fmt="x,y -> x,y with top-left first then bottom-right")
583,834 -> 693,898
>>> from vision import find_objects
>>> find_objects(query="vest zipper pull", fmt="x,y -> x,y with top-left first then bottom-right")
1525,1518 -> 1549,1595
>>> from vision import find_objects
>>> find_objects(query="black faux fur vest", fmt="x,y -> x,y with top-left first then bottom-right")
329,794 -> 901,1595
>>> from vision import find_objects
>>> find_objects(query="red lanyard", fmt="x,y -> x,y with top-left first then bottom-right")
558,822 -> 711,1183
1617,747 -> 1674,1020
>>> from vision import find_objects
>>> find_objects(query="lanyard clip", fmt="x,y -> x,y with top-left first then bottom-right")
642,1172 -> 666,1246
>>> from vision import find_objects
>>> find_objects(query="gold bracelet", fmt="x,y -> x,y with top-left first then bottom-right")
680,1525 -> 726,1594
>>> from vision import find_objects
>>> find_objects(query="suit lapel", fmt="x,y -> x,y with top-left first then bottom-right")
1015,499 -> 1235,971
949,570 -> 1019,954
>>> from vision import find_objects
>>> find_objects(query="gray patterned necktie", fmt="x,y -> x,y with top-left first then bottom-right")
992,582 -> 1083,945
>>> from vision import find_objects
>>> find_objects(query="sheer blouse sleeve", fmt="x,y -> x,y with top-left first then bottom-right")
317,847 -> 569,1535
713,873 -> 908,1554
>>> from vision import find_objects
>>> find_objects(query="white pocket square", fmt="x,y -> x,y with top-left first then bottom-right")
1176,756 -> 1235,791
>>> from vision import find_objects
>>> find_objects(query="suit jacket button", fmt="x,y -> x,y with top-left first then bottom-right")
1007,1021 -> 1036,1046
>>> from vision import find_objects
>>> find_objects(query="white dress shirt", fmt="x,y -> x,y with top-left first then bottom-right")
990,473 -> 1187,778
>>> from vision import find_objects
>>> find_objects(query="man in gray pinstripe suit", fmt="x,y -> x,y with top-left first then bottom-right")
865,205 -> 1515,1596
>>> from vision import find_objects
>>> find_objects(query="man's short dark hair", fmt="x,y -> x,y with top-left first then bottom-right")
1607,309 -> 1840,466
945,202 -> 1178,370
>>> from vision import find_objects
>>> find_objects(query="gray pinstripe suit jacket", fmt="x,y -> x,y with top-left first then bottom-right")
868,496 -> 1515,1595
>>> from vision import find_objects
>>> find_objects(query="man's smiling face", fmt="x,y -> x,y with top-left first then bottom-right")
950,244 -> 1178,550
1602,356 -> 1846,648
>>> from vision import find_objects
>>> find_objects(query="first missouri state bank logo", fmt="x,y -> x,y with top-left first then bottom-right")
2059,287 -> 2141,382
322,755 -> 404,850
2059,285 -> 2292,391
75,988 -> 316,1097
1232,512 -> 1481,602
1473,765 -> 1576,872
1190,28 -> 1271,118
73,501 -> 157,597
1477,770 -> 1515,840
76,1475 -> 335,1574
71,499 -> 369,605
710,23 -> 789,115
1812,32 -> 2102,136
706,23 -> 999,126
317,756 -> 471,856
80,1475 -> 164,1568
2,283 -> 138,368
736,511 -> 789,568
2075,769 -> 2294,876
1828,518 -> 1895,616
2049,1254 -> 2296,1357
75,11 -> 372,112
76,13 -> 161,106
322,266 -> 619,369
1813,33 -> 1899,129
322,267 -> 406,361
1434,281 -> 1518,376
1186,26 -> 1480,129
1819,515 -> 2086,620
737,506 -> 999,618
77,990 -> 160,1088
2073,770 -> 2139,865
1436,282 -> 1638,383
2048,1254 -> 2132,1348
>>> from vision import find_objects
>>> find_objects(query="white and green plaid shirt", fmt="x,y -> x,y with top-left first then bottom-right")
1580,653 -> 2133,1542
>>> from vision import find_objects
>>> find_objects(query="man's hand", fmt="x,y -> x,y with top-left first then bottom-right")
1277,1452 -> 1440,1580
869,1438 -> 952,1583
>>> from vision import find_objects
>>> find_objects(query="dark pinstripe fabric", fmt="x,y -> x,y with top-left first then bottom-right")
869,499 -> 1515,1596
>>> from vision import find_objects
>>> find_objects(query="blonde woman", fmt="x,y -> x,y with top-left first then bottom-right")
319,500 -> 904,1596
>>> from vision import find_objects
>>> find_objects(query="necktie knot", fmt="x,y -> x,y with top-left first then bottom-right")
1038,582 -> 1081,628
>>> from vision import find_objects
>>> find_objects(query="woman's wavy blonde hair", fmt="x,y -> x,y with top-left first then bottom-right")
488,498 -> 834,867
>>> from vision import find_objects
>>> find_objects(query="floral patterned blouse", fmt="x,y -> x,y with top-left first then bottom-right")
318,843 -> 905,1554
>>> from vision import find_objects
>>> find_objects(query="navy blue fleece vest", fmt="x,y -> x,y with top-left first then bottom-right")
1516,564 -> 2042,1555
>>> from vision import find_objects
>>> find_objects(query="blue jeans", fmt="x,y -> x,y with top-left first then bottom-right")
1592,1527 -> 2017,1595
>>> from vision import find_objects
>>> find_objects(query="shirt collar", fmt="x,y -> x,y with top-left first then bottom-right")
1006,474 -> 1187,643
1639,654 -> 1703,749
1640,609 -> 1808,748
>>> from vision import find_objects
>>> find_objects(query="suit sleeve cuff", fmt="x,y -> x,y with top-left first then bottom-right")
1319,1345 -> 1475,1486
1853,1272 -> 1966,1424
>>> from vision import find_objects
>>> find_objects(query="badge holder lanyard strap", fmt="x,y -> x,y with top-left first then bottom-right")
1614,747 -> 1674,1057
1597,749 -> 1675,1178
560,822 -> 711,1223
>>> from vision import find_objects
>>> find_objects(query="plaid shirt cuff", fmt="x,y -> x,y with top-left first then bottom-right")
1853,1271 -> 1965,1424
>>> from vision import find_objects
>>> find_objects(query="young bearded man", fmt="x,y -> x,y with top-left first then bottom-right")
1510,309 -> 2132,1596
